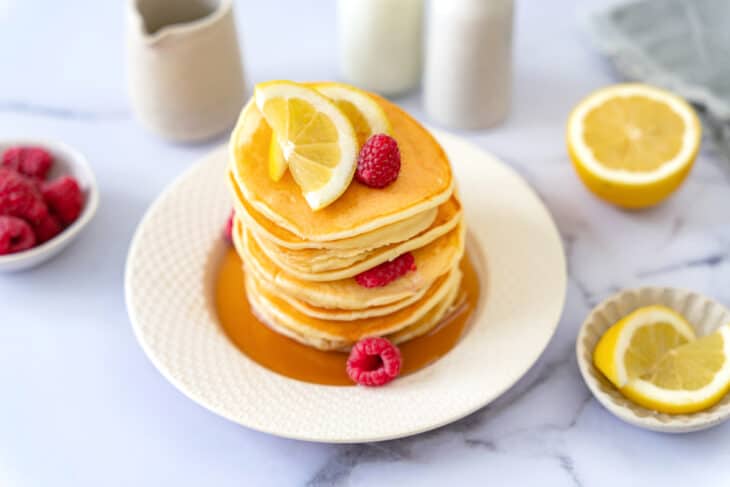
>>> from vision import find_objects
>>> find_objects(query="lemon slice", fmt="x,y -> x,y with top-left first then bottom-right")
567,84 -> 701,209
621,324 -> 730,414
594,306 -> 730,414
254,80 -> 358,210
313,82 -> 392,147
268,136 -> 287,182
594,305 -> 696,388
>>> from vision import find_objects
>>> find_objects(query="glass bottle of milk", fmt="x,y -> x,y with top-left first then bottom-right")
337,0 -> 424,96
424,0 -> 514,129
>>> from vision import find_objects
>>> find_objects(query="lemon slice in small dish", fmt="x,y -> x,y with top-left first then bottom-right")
621,324 -> 730,414
594,305 -> 730,414
567,84 -> 701,209
313,82 -> 392,147
594,305 -> 696,388
255,80 -> 358,210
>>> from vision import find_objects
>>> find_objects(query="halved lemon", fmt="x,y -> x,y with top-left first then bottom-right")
567,84 -> 701,209
254,80 -> 358,210
313,82 -> 392,147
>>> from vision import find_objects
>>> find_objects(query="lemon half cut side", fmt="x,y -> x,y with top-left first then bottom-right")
567,84 -> 701,209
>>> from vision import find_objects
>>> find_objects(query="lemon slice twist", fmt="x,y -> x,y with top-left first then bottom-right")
254,80 -> 358,211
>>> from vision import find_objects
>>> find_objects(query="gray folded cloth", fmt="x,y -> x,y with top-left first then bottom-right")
588,0 -> 730,160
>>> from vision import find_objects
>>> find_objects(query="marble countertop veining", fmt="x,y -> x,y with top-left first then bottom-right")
1,1 -> 730,486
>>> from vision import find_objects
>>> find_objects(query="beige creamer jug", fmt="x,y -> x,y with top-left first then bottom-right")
127,0 -> 246,142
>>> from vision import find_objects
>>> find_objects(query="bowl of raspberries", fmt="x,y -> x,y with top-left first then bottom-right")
0,139 -> 98,272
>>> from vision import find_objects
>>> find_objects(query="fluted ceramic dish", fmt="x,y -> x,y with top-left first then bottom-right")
125,132 -> 567,443
577,287 -> 730,433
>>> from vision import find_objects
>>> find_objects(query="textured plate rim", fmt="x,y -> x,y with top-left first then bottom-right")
125,131 -> 567,443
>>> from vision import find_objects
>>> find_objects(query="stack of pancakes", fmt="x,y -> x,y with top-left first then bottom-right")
227,93 -> 465,351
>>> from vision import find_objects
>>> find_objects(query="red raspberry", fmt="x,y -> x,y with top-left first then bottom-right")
0,215 -> 36,255
2,146 -> 53,180
355,252 -> 416,288
42,176 -> 83,225
0,168 -> 48,225
355,134 -> 401,188
224,209 -> 234,243
347,337 -> 402,386
35,213 -> 63,244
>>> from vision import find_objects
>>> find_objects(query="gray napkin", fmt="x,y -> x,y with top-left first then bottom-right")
588,0 -> 730,160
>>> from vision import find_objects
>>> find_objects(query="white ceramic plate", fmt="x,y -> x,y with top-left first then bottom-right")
125,132 -> 566,443
577,286 -> 730,433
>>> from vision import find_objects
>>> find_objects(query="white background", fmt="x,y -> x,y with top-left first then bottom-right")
2,0 -> 730,485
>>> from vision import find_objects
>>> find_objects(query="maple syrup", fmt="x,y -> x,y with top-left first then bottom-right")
215,248 -> 480,386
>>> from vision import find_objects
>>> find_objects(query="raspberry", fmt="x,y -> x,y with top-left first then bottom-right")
35,213 -> 63,244
355,134 -> 401,188
347,337 -> 402,386
355,252 -> 416,288
0,168 -> 48,225
224,209 -> 234,243
0,215 -> 36,255
42,176 -> 83,225
2,146 -> 53,180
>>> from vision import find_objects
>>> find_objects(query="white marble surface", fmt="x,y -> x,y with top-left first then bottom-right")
1,1 -> 730,485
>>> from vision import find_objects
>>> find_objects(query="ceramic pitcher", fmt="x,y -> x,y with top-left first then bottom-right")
126,0 -> 246,142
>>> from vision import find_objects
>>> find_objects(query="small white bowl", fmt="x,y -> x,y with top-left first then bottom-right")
0,138 -> 99,272
577,286 -> 730,433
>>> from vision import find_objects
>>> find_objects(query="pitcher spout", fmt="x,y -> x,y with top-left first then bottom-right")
128,0 -> 232,46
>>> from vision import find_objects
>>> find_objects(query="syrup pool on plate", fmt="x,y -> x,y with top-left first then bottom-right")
215,248 -> 481,386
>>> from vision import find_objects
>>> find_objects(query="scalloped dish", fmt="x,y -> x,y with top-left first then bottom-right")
577,287 -> 730,433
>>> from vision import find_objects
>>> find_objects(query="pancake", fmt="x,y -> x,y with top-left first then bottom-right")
228,170 -> 438,251
386,271 -> 462,345
246,267 -> 462,351
229,96 -> 454,241
234,218 -> 466,310
253,268 -> 434,321
251,196 -> 463,279
248,267 -> 458,342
